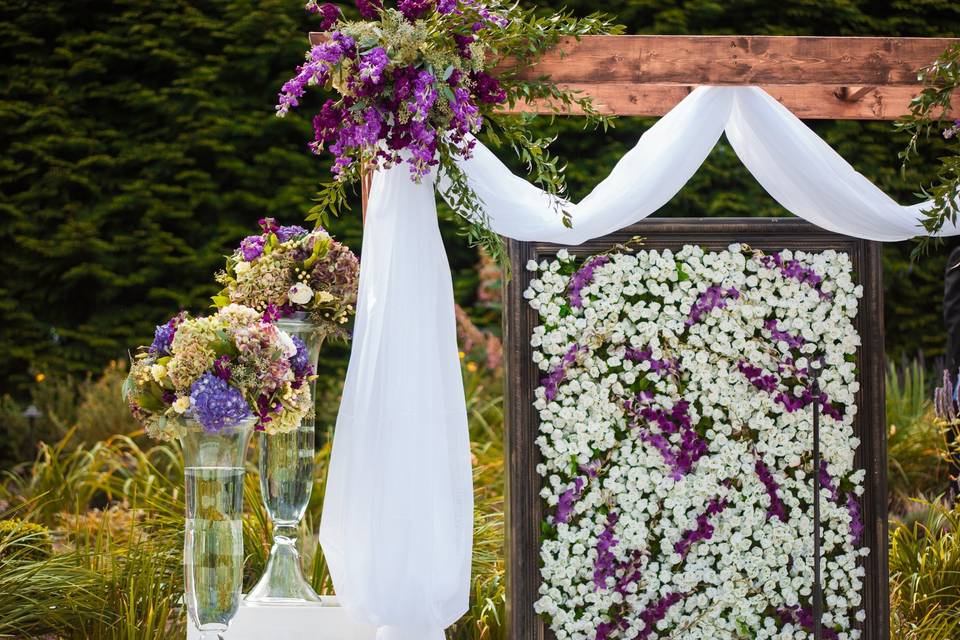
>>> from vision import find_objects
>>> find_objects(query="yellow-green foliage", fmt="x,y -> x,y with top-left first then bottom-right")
890,500 -> 960,640
0,518 -> 52,562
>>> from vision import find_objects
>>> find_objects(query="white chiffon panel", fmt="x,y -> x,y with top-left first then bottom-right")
322,84 -> 957,640
319,167 -> 473,640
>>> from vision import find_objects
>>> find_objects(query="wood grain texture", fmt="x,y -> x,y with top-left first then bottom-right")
507,35 -> 956,86
505,82 -> 956,120
505,218 -> 888,640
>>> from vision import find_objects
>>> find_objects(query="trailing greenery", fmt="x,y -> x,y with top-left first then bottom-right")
896,43 -> 960,257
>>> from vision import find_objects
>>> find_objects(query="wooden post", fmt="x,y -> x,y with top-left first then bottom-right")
361,167 -> 371,227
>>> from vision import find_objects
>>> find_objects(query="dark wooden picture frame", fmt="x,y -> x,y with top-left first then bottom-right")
503,218 -> 888,640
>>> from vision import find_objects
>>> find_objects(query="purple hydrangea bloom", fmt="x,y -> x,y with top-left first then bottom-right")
569,255 -> 610,308
189,373 -> 250,432
290,335 -> 311,378
240,235 -> 266,261
275,225 -> 308,243
149,317 -> 179,356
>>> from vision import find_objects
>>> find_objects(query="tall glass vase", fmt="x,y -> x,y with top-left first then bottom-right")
181,417 -> 255,640
246,314 -> 323,604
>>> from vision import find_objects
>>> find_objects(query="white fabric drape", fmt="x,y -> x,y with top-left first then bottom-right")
321,85 -> 957,640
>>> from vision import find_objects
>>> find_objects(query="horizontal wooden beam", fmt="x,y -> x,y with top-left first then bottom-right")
308,33 -> 959,119
507,82 -> 958,120
510,35 -> 957,86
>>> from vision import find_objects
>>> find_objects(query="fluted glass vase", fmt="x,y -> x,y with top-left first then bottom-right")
246,315 -> 323,605
181,417 -> 255,640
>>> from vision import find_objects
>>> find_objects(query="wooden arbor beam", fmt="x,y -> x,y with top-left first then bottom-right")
308,33 -> 957,119
502,35 -> 958,120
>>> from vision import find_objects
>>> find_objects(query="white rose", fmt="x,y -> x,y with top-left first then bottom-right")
288,282 -> 314,305
173,396 -> 191,414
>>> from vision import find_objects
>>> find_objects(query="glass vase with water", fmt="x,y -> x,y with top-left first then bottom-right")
181,417 -> 255,640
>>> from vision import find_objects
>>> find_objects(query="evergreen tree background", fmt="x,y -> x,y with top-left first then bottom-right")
1,0 -> 957,397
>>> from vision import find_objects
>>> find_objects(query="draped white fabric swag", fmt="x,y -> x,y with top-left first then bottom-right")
319,85 -> 958,640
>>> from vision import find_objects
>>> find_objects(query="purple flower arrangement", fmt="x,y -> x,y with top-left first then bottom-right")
123,305 -> 314,439
278,1 -> 617,258
764,318 -> 806,350
626,397 -> 707,480
674,496 -> 728,558
625,346 -> 676,376
216,217 -> 359,338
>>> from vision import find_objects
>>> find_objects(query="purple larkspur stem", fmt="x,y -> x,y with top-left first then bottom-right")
554,476 -> 586,524
846,492 -> 864,542
764,318 -> 806,349
593,511 -> 621,590
738,360 -> 779,393
686,285 -> 740,326
569,255 -> 611,308
674,496 -> 728,558
778,606 -> 840,640
541,344 -> 581,401
819,460 -> 839,502
755,455 -> 788,522
637,592 -> 686,640
759,252 -> 832,300
625,346 -> 677,375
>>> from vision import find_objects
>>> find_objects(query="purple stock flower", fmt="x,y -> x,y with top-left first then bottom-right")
409,70 -> 438,121
760,252 -> 831,300
764,318 -> 806,349
189,373 -> 250,432
354,0 -> 381,19
472,71 -> 506,104
755,455 -> 788,522
437,0 -> 457,13
240,235 -> 266,262
846,492 -> 864,542
554,476 -> 586,524
569,255 -> 611,308
307,2 -> 341,31
453,33 -> 475,59
358,47 -> 390,85
541,344 -> 581,402
674,496 -> 728,558
686,285 -> 740,326
398,0 -> 433,20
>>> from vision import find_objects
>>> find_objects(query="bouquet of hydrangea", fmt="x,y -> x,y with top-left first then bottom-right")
123,305 -> 315,439
279,0 -> 620,260
214,218 -> 360,338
